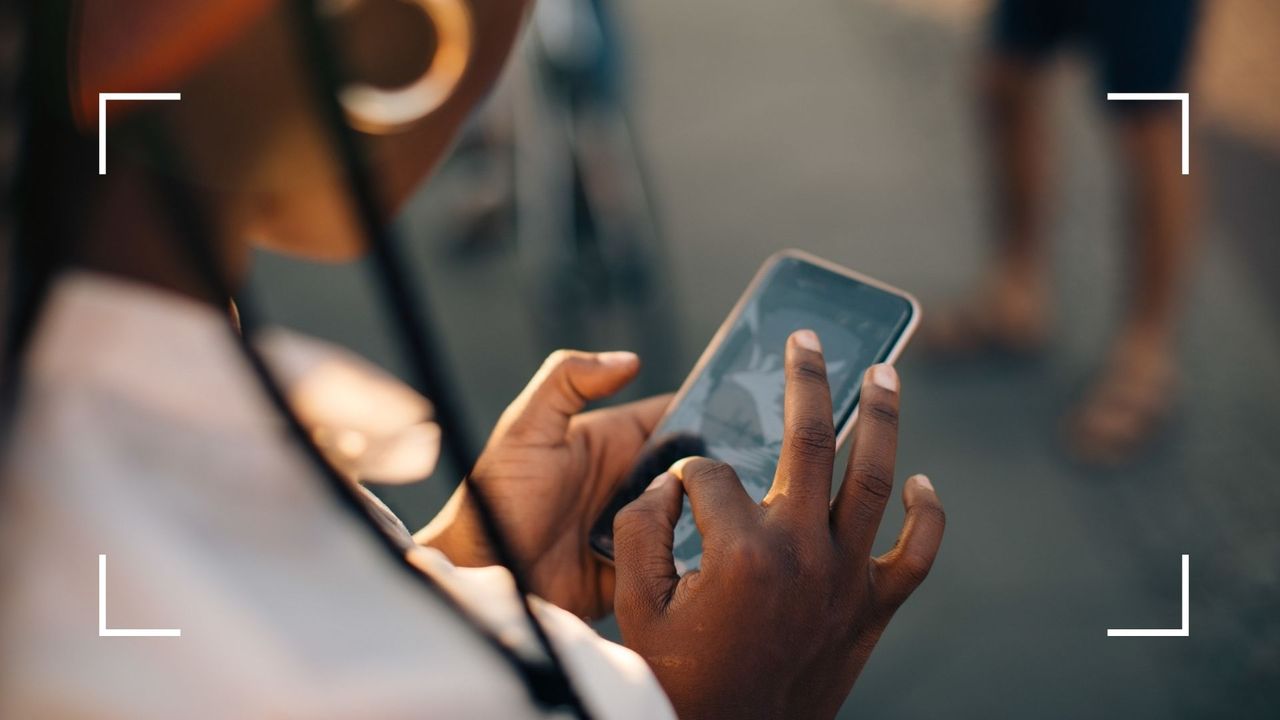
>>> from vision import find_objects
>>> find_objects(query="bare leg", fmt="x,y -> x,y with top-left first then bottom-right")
925,53 -> 1052,353
1117,109 -> 1195,355
1069,107 -> 1196,462
984,55 -> 1052,293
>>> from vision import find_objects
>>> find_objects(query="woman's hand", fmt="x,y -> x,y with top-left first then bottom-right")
418,350 -> 668,619
613,331 -> 945,719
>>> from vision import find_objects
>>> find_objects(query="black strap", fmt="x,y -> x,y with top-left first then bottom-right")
286,1 -> 593,715
138,122 -> 583,715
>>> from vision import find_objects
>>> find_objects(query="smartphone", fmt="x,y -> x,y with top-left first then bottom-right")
588,249 -> 920,572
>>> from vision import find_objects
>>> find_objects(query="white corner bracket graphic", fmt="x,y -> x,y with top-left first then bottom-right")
1105,92 -> 1190,175
98,554 -> 181,638
98,92 -> 182,175
1107,554 -> 1189,637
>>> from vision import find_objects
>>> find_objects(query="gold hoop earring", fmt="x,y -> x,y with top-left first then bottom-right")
325,0 -> 473,134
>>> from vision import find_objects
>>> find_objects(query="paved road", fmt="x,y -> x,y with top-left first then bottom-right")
253,0 -> 1280,716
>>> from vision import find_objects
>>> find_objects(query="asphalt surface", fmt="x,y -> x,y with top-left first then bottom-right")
251,1 -> 1280,716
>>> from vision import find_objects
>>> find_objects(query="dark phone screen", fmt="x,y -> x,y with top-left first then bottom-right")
590,255 -> 914,571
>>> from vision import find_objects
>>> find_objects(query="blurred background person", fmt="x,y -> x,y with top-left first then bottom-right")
923,0 -> 1202,464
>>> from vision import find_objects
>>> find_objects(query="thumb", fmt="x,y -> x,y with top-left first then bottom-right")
613,472 -> 683,618
498,350 -> 640,443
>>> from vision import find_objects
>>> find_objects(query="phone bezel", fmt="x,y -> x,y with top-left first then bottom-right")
591,248 -> 921,561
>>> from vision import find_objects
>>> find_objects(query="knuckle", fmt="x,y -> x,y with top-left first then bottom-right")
792,359 -> 829,385
862,399 -> 899,428
541,349 -> 575,376
543,350 -> 592,403
789,419 -> 836,459
684,458 -> 737,486
916,501 -> 948,531
850,460 -> 894,499
722,537 -> 771,579
546,348 -> 574,367
612,503 -> 655,540
896,550 -> 937,589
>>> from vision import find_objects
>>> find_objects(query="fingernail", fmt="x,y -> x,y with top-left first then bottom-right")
870,364 -> 898,392
912,474 -> 934,492
598,351 -> 639,367
793,329 -> 821,352
670,456 -> 701,479
647,472 -> 673,492
669,457 -> 697,479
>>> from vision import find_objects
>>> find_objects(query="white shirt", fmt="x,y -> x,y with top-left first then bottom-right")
0,272 -> 675,719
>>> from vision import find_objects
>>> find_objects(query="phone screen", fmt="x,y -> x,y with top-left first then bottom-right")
590,253 -> 915,571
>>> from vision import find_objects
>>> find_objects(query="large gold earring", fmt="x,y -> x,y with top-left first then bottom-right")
326,0 -> 473,134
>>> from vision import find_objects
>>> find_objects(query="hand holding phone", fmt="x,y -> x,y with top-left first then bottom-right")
591,250 -> 920,571
612,335 -> 945,719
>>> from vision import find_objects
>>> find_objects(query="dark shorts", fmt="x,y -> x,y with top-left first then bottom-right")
991,0 -> 1200,95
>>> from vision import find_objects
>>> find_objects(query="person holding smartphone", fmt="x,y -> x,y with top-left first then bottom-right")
2,1 -> 944,718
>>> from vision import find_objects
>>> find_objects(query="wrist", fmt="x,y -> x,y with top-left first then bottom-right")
414,486 -> 494,567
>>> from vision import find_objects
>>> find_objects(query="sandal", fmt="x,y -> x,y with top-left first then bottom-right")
1066,351 -> 1178,466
